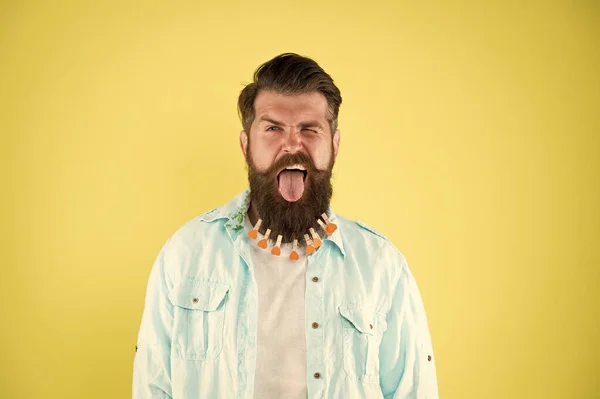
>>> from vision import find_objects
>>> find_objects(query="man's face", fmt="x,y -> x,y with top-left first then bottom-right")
240,90 -> 341,243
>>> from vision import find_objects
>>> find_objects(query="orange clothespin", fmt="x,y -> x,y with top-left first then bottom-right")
248,218 -> 262,239
317,219 -> 332,236
271,235 -> 282,256
304,234 -> 316,255
289,239 -> 300,260
321,213 -> 338,235
257,228 -> 271,249
309,228 -> 323,248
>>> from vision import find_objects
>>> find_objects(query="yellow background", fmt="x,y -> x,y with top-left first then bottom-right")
1,1 -> 598,398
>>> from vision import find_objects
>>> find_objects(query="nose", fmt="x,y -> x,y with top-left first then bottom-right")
282,130 -> 303,154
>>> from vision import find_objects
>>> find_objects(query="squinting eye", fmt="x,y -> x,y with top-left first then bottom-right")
266,126 -> 280,131
303,128 -> 317,133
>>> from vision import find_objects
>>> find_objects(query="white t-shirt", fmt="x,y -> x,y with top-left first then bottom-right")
244,214 -> 308,399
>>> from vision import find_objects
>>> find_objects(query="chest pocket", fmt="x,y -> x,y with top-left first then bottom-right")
339,304 -> 387,383
168,279 -> 230,360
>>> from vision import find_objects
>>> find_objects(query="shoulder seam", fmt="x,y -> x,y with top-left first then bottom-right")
354,219 -> 389,241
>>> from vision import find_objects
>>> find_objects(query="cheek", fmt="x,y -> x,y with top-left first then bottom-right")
307,141 -> 332,169
250,138 -> 278,170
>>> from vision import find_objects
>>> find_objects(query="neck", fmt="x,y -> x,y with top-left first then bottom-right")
247,200 -> 260,229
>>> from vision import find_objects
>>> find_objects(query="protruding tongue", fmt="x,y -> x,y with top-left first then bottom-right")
278,170 -> 305,202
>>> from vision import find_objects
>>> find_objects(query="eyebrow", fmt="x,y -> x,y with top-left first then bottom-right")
257,116 -> 324,130
298,121 -> 324,130
258,116 -> 285,126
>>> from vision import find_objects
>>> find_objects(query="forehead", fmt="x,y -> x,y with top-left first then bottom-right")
253,90 -> 329,124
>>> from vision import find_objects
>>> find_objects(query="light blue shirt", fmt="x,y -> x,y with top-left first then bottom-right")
133,189 -> 439,398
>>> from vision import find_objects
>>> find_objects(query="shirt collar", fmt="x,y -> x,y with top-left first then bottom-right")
199,188 -> 346,258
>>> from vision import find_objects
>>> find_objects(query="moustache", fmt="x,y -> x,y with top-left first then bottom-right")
260,152 -> 318,177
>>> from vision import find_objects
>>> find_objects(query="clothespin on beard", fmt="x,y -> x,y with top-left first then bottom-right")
321,213 -> 338,236
289,239 -> 300,261
304,234 -> 316,255
248,219 -> 262,240
257,228 -> 271,249
317,219 -> 333,237
309,228 -> 323,248
271,235 -> 283,256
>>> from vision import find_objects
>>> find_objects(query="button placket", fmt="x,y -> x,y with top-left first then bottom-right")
305,249 -> 326,396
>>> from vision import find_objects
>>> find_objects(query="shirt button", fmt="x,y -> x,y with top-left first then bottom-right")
312,276 -> 319,282
428,355 -> 432,361
192,298 -> 199,303
312,322 -> 319,329
313,372 -> 321,379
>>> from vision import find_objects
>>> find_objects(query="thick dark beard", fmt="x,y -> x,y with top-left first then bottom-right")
246,148 -> 334,244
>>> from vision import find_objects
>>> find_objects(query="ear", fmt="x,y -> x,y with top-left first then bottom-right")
332,128 -> 341,161
240,130 -> 249,157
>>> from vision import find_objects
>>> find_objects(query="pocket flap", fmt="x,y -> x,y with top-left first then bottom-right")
169,279 -> 230,311
339,305 -> 375,335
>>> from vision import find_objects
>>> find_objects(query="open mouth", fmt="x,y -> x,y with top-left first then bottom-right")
277,164 -> 308,202
276,163 -> 308,182
277,169 -> 308,183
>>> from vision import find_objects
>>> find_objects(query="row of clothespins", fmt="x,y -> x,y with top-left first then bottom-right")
247,213 -> 338,260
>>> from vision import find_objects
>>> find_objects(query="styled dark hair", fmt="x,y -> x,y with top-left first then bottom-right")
238,53 -> 342,134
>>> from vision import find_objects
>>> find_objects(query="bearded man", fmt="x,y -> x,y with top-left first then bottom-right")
133,53 -> 439,399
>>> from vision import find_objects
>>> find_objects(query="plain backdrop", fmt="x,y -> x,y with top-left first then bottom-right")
1,1 -> 598,398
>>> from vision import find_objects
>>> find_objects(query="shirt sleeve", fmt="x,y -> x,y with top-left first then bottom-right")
132,242 -> 174,399
379,254 -> 439,399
